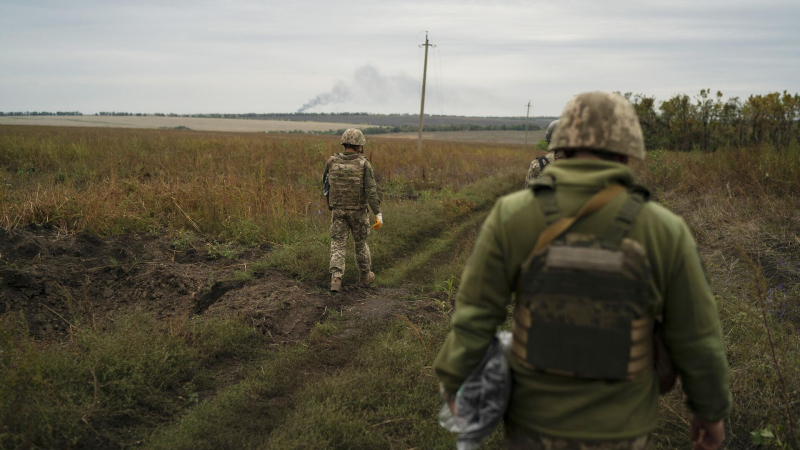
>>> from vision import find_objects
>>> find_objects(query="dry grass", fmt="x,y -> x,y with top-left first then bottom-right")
633,146 -> 800,448
380,129 -> 546,145
0,125 -> 534,243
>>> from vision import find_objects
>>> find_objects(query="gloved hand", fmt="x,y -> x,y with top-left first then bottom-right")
372,213 -> 383,230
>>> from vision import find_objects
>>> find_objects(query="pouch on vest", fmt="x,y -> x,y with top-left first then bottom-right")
511,177 -> 656,382
328,155 -> 366,210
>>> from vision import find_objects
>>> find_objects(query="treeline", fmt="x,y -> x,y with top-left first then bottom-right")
623,90 -> 800,151
1,111 -> 82,116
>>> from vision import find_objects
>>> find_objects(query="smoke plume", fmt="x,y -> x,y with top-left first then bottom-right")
297,65 -> 418,113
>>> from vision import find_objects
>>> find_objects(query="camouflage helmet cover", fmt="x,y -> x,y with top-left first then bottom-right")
544,119 -> 559,144
549,92 -> 645,160
341,128 -> 366,146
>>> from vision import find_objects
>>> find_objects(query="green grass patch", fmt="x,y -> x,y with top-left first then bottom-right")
266,173 -> 520,286
0,311 -> 262,448
145,315 -> 507,449
145,344 -> 316,449
378,209 -> 487,289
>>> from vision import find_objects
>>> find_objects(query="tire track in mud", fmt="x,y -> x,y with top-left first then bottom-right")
165,202 -> 495,443
378,208 -> 488,290
140,201 -> 492,443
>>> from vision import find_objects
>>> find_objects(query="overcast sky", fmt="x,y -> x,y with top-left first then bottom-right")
1,0 -> 798,116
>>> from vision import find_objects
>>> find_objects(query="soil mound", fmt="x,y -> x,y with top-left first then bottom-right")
0,227 -> 442,341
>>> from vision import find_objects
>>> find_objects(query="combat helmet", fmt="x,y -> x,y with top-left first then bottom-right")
549,92 -> 645,160
341,128 -> 366,146
544,119 -> 559,144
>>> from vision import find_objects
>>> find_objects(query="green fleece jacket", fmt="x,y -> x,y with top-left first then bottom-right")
434,159 -> 731,440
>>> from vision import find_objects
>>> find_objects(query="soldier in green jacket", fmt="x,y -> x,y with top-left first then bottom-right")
435,92 -> 731,449
323,129 -> 382,292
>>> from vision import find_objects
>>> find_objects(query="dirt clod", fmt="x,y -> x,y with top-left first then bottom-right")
1,228 -> 444,342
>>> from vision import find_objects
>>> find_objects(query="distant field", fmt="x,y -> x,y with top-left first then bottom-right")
0,115 -> 376,132
378,129 -> 546,145
0,116 -> 548,144
262,113 -> 556,129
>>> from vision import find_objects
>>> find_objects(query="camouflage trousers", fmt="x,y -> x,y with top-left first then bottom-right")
329,208 -> 371,279
505,426 -> 652,450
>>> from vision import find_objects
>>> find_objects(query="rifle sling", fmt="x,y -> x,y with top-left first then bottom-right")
533,184 -> 627,254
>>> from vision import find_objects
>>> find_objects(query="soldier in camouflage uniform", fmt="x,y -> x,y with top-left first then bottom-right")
525,119 -> 564,187
436,92 -> 730,449
323,129 -> 382,292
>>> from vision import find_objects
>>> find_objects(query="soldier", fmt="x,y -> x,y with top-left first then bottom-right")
525,119 -> 563,187
435,92 -> 730,449
323,129 -> 382,292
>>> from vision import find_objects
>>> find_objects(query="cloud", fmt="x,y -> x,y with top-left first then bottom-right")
1,0 -> 798,115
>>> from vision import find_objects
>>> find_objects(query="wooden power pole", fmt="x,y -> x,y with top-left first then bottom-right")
524,100 -> 531,150
417,32 -> 435,153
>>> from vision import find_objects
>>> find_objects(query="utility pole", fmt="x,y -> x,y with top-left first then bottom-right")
417,32 -> 435,153
524,100 -> 531,150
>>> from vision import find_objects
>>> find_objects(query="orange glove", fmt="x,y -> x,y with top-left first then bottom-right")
372,213 -> 383,230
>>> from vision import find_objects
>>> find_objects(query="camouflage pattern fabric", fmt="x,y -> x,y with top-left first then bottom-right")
550,92 -> 645,160
329,208 -> 371,279
526,151 -> 555,187
341,128 -> 366,146
327,154 -> 367,210
505,428 -> 652,450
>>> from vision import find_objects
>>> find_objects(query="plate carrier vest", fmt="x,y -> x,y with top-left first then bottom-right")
328,154 -> 367,210
511,176 -> 655,381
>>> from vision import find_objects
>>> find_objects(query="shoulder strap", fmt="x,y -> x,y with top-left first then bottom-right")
533,183 -> 627,253
536,156 -> 550,169
530,176 -> 560,226
599,185 -> 650,249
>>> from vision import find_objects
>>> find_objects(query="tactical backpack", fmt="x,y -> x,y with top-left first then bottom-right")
511,176 -> 675,391
327,154 -> 367,210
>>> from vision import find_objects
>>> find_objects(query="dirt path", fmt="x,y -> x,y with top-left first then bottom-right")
0,175 -> 519,448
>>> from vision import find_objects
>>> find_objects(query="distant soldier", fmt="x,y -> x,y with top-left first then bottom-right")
323,129 -> 382,292
525,119 -> 563,187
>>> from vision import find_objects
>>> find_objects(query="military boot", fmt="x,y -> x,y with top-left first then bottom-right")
330,277 -> 342,292
361,271 -> 375,286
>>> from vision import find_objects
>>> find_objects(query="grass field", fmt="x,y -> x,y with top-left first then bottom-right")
0,116 -> 549,145
381,129 -> 546,145
1,125 -> 799,449
0,115 -> 378,133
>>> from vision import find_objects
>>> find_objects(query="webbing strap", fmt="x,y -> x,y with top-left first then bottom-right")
535,190 -> 561,226
533,184 -> 627,254
531,176 -> 560,226
600,185 -> 649,249
537,156 -> 550,169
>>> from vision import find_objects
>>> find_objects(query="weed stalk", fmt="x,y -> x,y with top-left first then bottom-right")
741,248 -> 798,448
